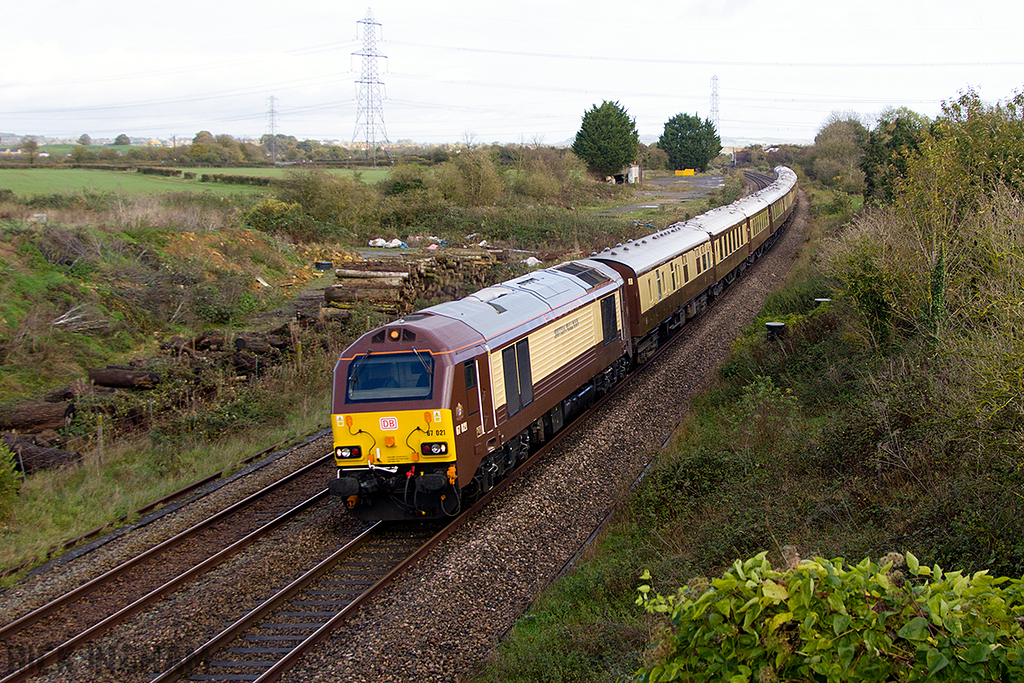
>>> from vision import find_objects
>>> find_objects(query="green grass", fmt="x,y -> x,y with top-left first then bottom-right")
0,356 -> 335,582
0,167 -> 390,197
0,168 -> 260,196
207,167 -> 391,183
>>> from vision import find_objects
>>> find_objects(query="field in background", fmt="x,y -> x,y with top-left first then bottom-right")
0,167 -> 390,196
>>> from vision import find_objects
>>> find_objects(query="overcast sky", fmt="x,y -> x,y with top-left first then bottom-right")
3,0 -> 1022,147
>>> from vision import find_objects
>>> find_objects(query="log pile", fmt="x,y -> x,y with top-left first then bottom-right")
324,251 -> 514,314
1,432 -> 82,475
2,249 -> 527,476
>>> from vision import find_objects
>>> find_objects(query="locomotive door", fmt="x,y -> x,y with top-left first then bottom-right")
452,357 -> 484,460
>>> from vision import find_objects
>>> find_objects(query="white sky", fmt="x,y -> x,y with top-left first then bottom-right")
3,0 -> 1022,146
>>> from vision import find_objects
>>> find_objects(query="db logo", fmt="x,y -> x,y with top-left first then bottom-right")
379,416 -> 398,431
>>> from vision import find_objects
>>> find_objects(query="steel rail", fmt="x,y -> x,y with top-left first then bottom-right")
0,488 -> 331,683
0,454 -> 332,654
1,426 -> 327,581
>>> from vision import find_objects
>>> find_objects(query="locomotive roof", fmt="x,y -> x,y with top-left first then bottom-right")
403,258 -> 622,349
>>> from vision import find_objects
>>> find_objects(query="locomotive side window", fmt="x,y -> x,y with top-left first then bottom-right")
601,295 -> 618,345
501,339 -> 533,417
346,352 -> 433,403
464,359 -> 477,391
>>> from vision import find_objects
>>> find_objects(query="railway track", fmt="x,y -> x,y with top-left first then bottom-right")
0,453 -> 338,683
0,186 -> 802,682
743,169 -> 775,191
151,523 -> 435,683
142,236 -> 771,681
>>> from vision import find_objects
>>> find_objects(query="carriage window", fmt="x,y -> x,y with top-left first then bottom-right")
601,295 -> 618,345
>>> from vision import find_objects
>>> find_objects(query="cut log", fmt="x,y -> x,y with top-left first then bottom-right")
324,285 -> 401,303
0,402 -> 75,432
193,331 -> 226,351
233,333 -> 273,355
233,351 -> 258,374
88,368 -> 160,389
266,334 -> 290,350
334,268 -> 410,280
160,336 -> 195,355
2,434 -> 82,474
44,386 -> 75,403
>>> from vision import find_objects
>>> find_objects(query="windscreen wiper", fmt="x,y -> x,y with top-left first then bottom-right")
349,350 -> 372,388
411,347 -> 433,376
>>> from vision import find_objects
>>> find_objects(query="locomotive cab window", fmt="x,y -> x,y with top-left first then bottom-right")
346,351 -> 433,403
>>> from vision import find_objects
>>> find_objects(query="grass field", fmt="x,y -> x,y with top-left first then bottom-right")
0,167 -> 390,197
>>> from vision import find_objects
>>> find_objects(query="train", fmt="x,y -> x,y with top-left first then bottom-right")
328,166 -> 798,521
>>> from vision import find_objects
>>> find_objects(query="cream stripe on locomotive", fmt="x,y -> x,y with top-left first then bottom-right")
489,294 -> 619,412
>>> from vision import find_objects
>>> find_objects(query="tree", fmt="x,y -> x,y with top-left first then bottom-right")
806,112 -> 868,193
658,113 -> 721,172
113,134 -> 131,146
638,143 -> 670,171
71,146 -> 98,163
861,107 -> 929,204
20,137 -> 39,165
571,100 -> 639,177
78,133 -> 92,146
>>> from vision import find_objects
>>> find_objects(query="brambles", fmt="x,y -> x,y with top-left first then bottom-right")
637,551 -> 1024,682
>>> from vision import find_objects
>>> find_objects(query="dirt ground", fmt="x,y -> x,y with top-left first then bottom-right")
599,171 -> 727,215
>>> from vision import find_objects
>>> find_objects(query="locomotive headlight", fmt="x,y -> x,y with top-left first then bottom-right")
335,446 -> 362,459
420,442 -> 448,456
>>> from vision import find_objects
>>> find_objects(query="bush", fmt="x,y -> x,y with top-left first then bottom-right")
0,440 -> 20,523
636,551 -> 1024,682
274,169 -> 377,240
435,150 -> 503,206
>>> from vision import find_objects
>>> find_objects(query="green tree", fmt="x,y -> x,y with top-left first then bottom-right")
658,113 -> 721,172
277,168 -> 377,237
78,133 -> 92,146
806,113 -> 868,193
571,100 -> 639,177
638,142 -> 670,171
20,136 -> 39,165
862,107 -> 930,204
113,134 -> 131,146
71,146 -> 98,163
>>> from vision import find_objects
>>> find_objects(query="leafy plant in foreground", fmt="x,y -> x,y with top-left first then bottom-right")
636,551 -> 1024,682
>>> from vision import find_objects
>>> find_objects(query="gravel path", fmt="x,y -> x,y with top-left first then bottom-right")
2,192 -> 806,682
